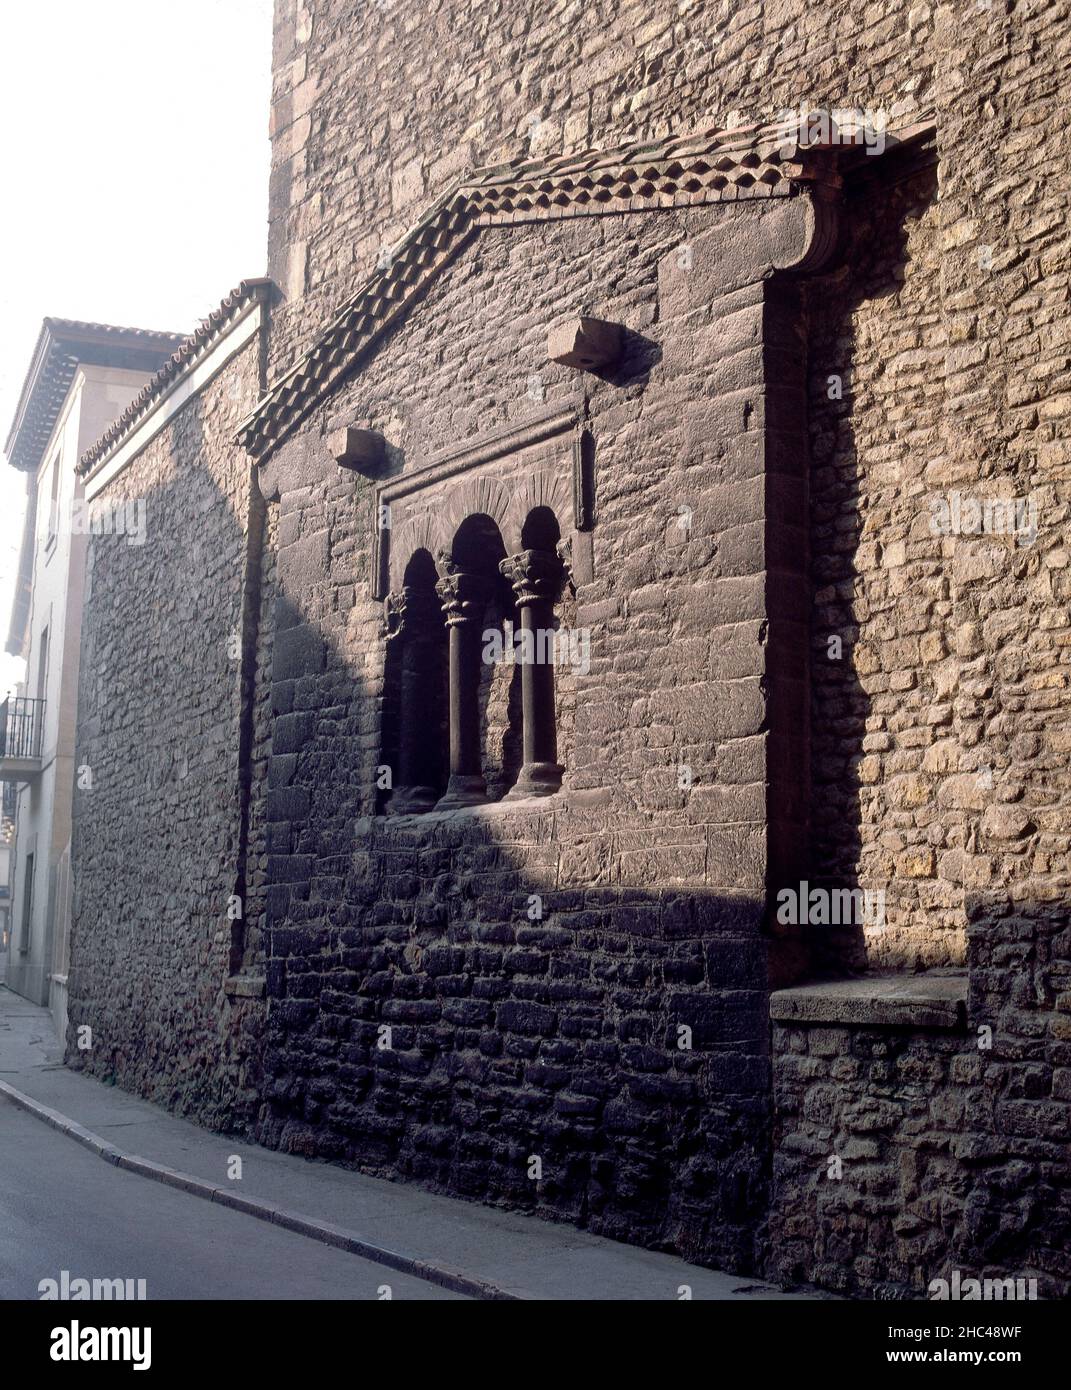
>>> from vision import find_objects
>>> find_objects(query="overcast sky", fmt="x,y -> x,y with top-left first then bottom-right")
0,0 -> 273,695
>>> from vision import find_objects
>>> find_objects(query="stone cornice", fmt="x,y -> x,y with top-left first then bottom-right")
237,118 -> 936,465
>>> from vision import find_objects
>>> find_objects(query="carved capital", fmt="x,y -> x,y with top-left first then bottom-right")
435,565 -> 490,626
384,584 -> 441,641
499,549 -> 563,606
554,537 -> 576,595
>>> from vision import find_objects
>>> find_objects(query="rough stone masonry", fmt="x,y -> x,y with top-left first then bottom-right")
68,0 -> 1069,1299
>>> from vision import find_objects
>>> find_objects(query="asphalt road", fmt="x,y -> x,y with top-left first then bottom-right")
0,1097 -> 465,1300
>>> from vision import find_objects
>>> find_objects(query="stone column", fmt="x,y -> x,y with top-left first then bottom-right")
434,564 -> 490,809
384,585 -> 442,814
500,548 -> 564,799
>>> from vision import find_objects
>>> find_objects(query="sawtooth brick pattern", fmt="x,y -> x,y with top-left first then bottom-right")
267,0 -> 935,375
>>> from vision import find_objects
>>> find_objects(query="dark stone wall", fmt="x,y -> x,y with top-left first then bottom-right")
252,200 -> 824,1269
770,1015 -> 977,1298
68,338 -> 273,1131
261,817 -> 771,1268
769,895 -> 1071,1299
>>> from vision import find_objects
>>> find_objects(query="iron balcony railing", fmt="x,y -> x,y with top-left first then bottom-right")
0,696 -> 45,761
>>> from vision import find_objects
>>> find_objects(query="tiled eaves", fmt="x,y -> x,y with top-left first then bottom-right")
77,278 -> 276,476
237,118 -> 935,464
4,319 -> 186,475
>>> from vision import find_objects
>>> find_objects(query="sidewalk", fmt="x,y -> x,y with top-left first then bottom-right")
0,985 -> 820,1301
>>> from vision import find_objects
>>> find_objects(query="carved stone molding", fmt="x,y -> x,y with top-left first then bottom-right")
239,120 -> 934,464
372,395 -> 587,599
499,549 -> 564,606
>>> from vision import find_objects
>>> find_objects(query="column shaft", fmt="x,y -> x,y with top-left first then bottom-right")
434,566 -> 489,809
501,549 -> 564,799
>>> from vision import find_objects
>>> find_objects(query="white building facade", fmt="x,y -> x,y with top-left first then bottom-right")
1,319 -> 182,1039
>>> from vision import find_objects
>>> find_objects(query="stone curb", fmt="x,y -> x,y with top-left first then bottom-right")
0,1079 -> 518,1301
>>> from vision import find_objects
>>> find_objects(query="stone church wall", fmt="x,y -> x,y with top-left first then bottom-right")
254,202 -> 805,1267
68,337 -> 274,1131
256,0 -> 1071,1289
267,0 -> 1071,974
62,0 -> 1071,1294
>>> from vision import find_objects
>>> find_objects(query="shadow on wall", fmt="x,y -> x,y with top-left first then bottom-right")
260,839 -> 778,1272
63,425 -> 777,1273
64,154 -> 1064,1292
805,159 -> 947,977
261,494 -> 783,1274
67,391 -> 270,1131
963,892 -> 1070,1289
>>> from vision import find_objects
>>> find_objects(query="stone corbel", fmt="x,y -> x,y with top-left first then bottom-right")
330,425 -> 386,473
658,170 -> 844,313
770,165 -> 843,276
548,316 -> 623,372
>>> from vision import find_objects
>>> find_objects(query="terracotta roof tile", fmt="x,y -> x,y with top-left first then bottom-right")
237,117 -> 935,463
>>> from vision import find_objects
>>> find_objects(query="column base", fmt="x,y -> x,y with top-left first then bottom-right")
503,762 -> 563,800
385,785 -> 440,815
433,774 -> 488,811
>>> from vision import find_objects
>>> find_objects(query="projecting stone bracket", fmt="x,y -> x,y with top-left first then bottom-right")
658,187 -> 842,317
330,426 -> 386,473
547,316 -> 623,372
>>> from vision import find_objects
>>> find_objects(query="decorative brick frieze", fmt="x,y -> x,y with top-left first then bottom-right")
244,121 -> 924,464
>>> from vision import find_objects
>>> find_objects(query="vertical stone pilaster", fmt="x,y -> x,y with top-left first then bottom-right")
657,193 -> 836,984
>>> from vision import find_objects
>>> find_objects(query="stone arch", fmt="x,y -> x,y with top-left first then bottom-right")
389,510 -> 448,593
502,468 -> 572,553
381,541 -> 448,816
438,476 -> 513,566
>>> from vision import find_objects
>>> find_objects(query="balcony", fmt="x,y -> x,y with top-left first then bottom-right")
0,696 -> 45,782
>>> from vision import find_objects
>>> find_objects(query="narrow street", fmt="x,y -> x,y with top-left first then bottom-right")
0,1097 -> 464,1301
0,987 -> 814,1301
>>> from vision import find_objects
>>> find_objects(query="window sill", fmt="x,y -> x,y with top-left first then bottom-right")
770,971 -> 967,1030
366,789 -> 566,826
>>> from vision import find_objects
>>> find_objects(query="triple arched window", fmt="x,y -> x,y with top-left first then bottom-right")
381,505 -> 568,812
